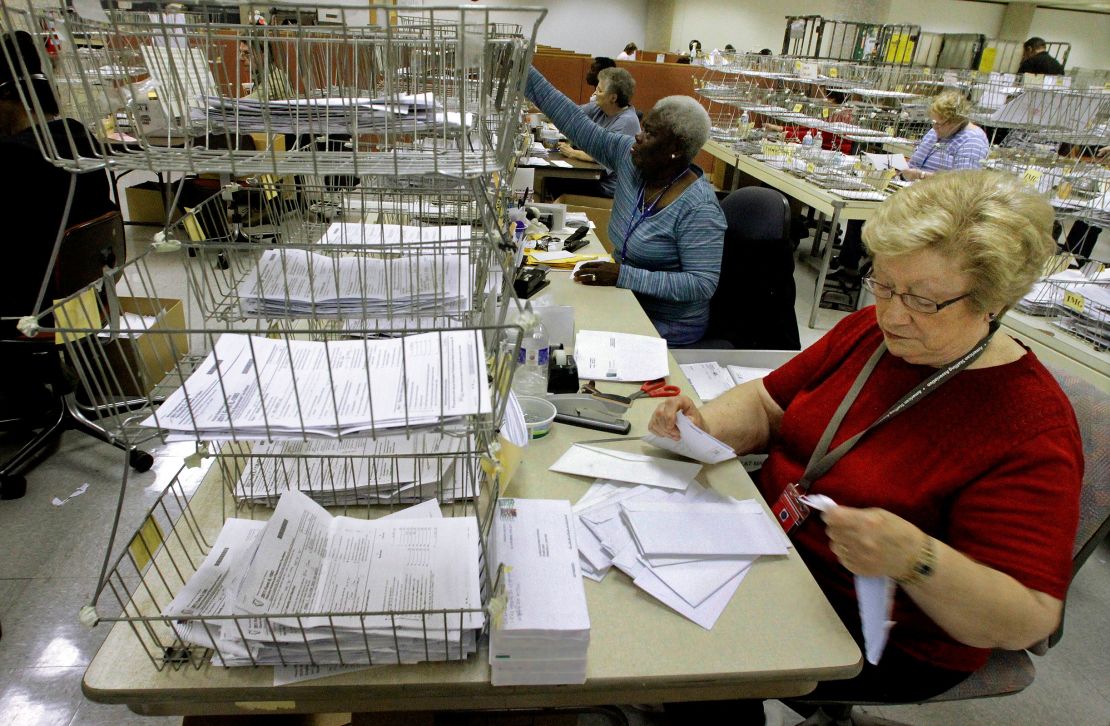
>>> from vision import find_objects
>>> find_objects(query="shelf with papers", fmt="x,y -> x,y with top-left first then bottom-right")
89,452 -> 500,670
165,179 -> 515,327
30,248 -> 523,448
0,2 -> 547,178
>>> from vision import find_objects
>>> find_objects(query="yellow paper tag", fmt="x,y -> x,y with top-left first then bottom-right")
1022,168 -> 1043,187
181,208 -> 205,242
806,162 -> 816,174
794,60 -> 803,72
1056,181 -> 1072,200
1063,290 -> 1085,313
924,67 -> 932,75
884,126 -> 895,136
822,108 -> 830,118
792,103 -> 804,113
259,174 -> 279,200
829,67 -> 838,78
897,84 -> 905,92
54,287 -> 102,344
129,515 -> 165,570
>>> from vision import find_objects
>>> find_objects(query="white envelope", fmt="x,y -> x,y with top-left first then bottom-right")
549,444 -> 701,491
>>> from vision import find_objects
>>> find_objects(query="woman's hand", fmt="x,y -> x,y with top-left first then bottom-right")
900,168 -> 930,182
822,505 -> 922,579
574,261 -> 620,286
557,142 -> 589,162
647,395 -> 706,440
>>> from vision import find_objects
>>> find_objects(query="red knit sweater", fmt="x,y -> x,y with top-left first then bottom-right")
761,308 -> 1082,672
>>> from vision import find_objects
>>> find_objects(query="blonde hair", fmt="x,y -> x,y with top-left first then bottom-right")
863,170 -> 1055,313
930,90 -> 972,125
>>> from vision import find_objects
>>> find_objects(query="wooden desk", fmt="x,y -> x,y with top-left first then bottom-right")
83,249 -> 861,717
518,152 -> 604,201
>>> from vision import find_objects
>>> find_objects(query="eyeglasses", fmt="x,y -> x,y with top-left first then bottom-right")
862,277 -> 971,314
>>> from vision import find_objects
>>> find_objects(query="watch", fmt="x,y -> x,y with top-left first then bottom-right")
894,535 -> 936,587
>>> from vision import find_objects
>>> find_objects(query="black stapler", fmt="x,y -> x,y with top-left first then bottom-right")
561,225 -> 590,253
514,267 -> 549,299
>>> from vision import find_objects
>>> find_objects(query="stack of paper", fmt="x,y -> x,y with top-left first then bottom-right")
163,494 -> 484,666
232,433 -> 475,506
523,250 -> 608,269
488,499 -> 590,686
574,330 -> 669,382
237,248 -> 471,320
320,222 -> 472,248
550,444 -> 702,491
202,93 -> 451,135
572,480 -> 788,629
141,331 -> 491,439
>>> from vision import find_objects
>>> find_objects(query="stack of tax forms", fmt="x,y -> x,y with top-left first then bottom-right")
488,499 -> 590,686
233,433 -> 476,506
573,480 -> 788,630
162,493 -> 483,666
140,330 -> 491,439
203,93 -> 447,135
237,248 -> 472,320
320,222 -> 473,248
678,361 -> 773,402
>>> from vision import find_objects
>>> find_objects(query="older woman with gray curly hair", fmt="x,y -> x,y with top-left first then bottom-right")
525,67 -> 725,345
651,170 -> 1082,717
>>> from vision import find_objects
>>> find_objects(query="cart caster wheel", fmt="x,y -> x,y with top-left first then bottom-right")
129,450 -> 154,473
0,474 -> 27,500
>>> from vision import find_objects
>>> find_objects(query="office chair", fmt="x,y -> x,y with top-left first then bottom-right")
680,186 -> 800,350
0,211 -> 154,500
797,363 -> 1109,723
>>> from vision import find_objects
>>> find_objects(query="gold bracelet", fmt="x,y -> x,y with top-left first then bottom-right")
894,534 -> 937,587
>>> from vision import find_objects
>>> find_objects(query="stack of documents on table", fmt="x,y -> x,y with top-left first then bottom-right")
523,250 -> 609,269
163,492 -> 483,666
550,443 -> 702,490
319,222 -> 472,248
679,361 -> 774,401
574,330 -> 669,382
573,480 -> 788,629
233,432 -> 475,506
141,330 -> 491,439
488,499 -> 590,686
237,248 -> 471,320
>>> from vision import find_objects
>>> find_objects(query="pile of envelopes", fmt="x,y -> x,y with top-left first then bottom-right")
488,499 -> 590,685
572,479 -> 789,629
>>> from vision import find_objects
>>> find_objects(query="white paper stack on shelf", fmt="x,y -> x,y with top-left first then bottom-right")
237,248 -> 471,320
141,330 -> 491,439
163,493 -> 483,666
572,480 -> 788,629
679,361 -> 774,401
488,499 -> 590,686
233,432 -> 475,506
202,92 -> 447,135
320,222 -> 473,248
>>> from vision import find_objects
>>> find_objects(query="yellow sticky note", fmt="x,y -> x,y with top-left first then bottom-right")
822,108 -> 830,118
792,103 -> 804,113
53,287 -> 102,344
828,67 -> 838,78
1063,290 -> 1085,314
181,208 -> 205,242
128,515 -> 164,570
806,162 -> 816,174
1022,168 -> 1043,187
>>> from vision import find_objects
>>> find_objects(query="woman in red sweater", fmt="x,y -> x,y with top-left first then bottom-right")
650,170 -> 1082,716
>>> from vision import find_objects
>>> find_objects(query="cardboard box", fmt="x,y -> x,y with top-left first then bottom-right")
101,296 -> 188,397
554,193 -> 614,252
124,181 -> 180,225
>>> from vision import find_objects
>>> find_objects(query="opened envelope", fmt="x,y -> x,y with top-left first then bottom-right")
549,444 -> 700,491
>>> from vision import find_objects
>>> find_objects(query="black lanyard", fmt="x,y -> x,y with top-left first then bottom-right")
796,322 -> 999,492
624,167 -> 690,241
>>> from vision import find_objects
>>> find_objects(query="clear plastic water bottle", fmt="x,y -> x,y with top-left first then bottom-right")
802,130 -> 815,147
512,310 -> 549,397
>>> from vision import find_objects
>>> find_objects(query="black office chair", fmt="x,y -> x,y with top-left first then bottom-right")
681,186 -> 800,350
0,211 -> 154,500
798,364 -> 1109,723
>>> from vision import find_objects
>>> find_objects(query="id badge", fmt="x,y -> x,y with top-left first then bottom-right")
771,482 -> 810,534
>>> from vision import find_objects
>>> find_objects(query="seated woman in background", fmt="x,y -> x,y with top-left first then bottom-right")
616,42 -> 637,61
651,170 -> 1081,720
834,91 -> 989,275
525,67 -> 725,346
556,67 -> 640,198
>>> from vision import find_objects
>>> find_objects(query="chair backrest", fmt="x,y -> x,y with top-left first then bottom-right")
707,187 -> 800,350
53,210 -> 126,299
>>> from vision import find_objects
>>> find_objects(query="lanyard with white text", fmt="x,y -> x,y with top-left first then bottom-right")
772,322 -> 999,533
624,167 -> 689,241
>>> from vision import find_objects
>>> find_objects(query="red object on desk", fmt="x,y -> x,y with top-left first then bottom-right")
629,378 -> 681,401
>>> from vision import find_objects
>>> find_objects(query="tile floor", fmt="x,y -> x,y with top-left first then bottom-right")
0,221 -> 1106,726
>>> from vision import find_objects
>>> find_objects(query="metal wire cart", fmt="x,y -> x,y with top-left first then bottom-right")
1,1 -> 547,671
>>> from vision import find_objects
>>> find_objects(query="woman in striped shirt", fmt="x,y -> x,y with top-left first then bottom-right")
525,68 -> 726,346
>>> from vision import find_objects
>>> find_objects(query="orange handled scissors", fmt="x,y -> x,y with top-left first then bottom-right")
628,378 -> 681,401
